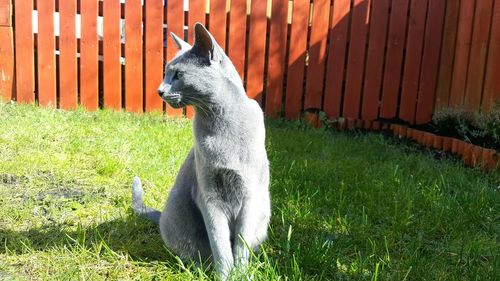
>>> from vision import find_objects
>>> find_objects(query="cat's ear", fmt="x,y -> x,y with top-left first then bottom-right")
192,23 -> 223,61
170,32 -> 191,51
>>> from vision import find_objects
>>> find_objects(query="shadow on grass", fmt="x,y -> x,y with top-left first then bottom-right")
0,217 -> 176,263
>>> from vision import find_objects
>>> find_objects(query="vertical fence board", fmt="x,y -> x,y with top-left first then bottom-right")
304,0 -> 330,111
103,0 -> 121,110
246,0 -> 267,104
464,0 -> 494,110
125,0 -> 143,113
266,0 -> 288,117
482,0 -> 500,111
398,0 -> 428,123
80,0 -> 98,110
37,0 -> 56,106
210,0 -> 227,51
380,0 -> 409,119
0,26 -> 14,101
449,0 -> 476,106
188,0 -> 206,43
144,0 -> 163,112
165,0 -> 183,116
228,0 -> 246,80
59,0 -> 77,109
361,0 -> 390,120
343,0 -> 370,119
434,0 -> 460,111
14,0 -> 34,103
415,0 -> 446,124
323,0 -> 350,118
285,0 -> 308,119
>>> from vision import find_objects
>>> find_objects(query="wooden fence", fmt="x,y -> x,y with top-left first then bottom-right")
0,0 -> 499,124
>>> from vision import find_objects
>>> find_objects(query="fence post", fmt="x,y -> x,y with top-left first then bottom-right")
0,0 -> 14,101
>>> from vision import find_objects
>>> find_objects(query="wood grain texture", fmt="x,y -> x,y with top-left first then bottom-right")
103,0 -> 122,110
125,0 -> 143,113
144,0 -> 163,112
398,0 -> 428,123
59,0 -> 78,109
464,0 -> 494,110
14,0 -> 34,103
324,0 -> 350,118
265,0 -> 288,117
434,0 -> 460,110
80,0 -> 99,110
361,0 -> 390,120
415,0 -> 446,124
285,0 -> 309,119
449,0 -> 476,106
380,0 -> 409,119
246,0 -> 267,104
304,0 -> 330,111
37,0 -> 57,107
343,0 -> 370,118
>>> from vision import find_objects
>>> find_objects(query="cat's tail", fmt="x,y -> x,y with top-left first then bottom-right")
131,176 -> 161,224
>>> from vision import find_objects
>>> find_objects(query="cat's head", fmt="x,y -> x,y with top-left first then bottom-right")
157,23 -> 240,109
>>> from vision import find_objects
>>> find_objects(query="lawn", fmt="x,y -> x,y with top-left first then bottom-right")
0,102 -> 498,280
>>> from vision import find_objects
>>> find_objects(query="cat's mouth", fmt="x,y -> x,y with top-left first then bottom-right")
161,93 -> 185,108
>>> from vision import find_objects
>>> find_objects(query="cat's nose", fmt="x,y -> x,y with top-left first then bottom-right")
157,89 -> 164,97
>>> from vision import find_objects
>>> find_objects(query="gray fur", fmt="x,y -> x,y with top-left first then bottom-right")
132,23 -> 270,279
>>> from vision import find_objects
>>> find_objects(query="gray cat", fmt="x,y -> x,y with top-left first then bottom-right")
131,23 -> 271,280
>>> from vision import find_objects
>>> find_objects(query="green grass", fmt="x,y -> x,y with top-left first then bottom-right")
0,101 -> 498,280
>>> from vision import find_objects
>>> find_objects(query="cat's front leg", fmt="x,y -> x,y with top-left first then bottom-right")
233,196 -> 270,267
199,201 -> 234,279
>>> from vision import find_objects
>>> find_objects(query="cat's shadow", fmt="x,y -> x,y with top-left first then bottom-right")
0,215 -> 177,263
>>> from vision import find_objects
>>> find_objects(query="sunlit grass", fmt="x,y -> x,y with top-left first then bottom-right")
0,102 -> 498,280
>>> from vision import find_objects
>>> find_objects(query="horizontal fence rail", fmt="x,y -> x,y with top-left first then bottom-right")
0,0 -> 499,124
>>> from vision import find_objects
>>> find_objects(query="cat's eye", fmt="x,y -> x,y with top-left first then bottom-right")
172,71 -> 181,81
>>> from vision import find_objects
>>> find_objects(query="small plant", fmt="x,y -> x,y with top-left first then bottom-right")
484,103 -> 500,149
432,107 -> 486,143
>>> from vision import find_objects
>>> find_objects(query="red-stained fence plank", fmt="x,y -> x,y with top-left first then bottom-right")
324,0 -> 350,118
304,0 -> 330,111
209,0 -> 227,51
343,0 -> 370,118
464,0 -> 494,110
434,0 -> 460,110
144,0 -> 163,112
165,0 -> 183,116
398,0 -> 428,124
59,0 -> 77,109
14,0 -> 34,103
246,0 -> 267,104
285,0 -> 308,119
449,0 -> 476,106
482,0 -> 500,111
228,0 -> 246,80
103,0 -> 122,110
415,0 -> 446,124
80,0 -> 98,110
188,0 -> 206,44
380,0 -> 409,119
361,0 -> 390,120
125,0 -> 143,113
37,0 -> 56,107
0,26 -> 14,101
265,0 -> 288,117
